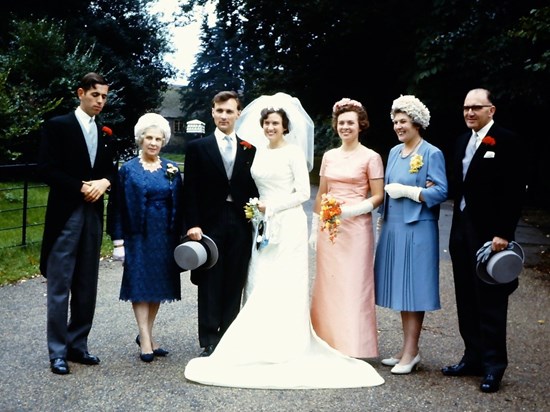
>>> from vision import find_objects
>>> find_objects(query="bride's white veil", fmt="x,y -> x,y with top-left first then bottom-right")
235,92 -> 314,172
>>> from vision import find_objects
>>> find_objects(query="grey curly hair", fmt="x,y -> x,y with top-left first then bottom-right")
134,113 -> 171,146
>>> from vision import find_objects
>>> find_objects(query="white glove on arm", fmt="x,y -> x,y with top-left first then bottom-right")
340,199 -> 374,219
384,183 -> 422,203
112,239 -> 125,261
376,216 -> 383,242
308,213 -> 319,250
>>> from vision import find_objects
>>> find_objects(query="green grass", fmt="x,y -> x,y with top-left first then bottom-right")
0,182 -> 49,248
0,181 -> 114,286
163,152 -> 185,164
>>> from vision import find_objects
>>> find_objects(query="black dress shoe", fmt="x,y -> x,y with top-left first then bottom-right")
67,351 -> 100,365
480,373 -> 502,393
136,335 -> 169,356
50,358 -> 69,375
199,344 -> 216,357
441,361 -> 483,376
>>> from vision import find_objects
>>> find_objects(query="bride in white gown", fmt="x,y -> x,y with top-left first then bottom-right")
184,94 -> 384,389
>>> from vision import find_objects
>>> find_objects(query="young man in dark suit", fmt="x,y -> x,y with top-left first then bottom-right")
443,88 -> 526,393
182,91 -> 258,357
39,72 -> 114,374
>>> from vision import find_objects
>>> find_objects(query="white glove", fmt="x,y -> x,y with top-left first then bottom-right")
308,213 -> 319,250
112,239 -> 125,261
384,183 -> 422,203
376,216 -> 383,242
340,199 -> 374,219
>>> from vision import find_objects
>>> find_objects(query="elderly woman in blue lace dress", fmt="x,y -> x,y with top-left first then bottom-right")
110,113 -> 183,362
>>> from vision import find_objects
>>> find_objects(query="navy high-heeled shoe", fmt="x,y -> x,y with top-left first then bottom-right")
139,352 -> 154,362
136,335 -> 169,357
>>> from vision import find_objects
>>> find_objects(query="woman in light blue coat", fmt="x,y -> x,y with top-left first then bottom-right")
375,95 -> 447,375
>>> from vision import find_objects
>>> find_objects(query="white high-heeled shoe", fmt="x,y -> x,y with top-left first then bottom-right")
391,354 -> 421,374
381,357 -> 400,366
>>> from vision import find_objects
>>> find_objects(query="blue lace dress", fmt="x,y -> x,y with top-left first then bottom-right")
112,157 -> 183,302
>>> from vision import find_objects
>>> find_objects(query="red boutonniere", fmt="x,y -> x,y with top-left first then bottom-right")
482,136 -> 496,146
102,126 -> 113,137
240,140 -> 253,150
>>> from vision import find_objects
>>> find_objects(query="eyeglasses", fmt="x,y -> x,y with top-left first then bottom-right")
463,105 -> 493,112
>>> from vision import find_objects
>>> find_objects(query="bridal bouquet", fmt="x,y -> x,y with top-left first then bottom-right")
244,197 -> 269,249
244,197 -> 262,223
320,193 -> 342,243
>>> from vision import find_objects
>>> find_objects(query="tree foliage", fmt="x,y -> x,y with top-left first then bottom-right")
0,18 -> 101,162
0,0 -> 175,162
181,0 -> 548,203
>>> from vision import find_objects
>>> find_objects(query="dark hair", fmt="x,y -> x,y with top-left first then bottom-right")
392,109 -> 426,136
331,104 -> 370,133
78,72 -> 108,91
259,108 -> 290,135
212,91 -> 241,110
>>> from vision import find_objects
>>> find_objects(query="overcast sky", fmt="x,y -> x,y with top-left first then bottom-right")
149,0 -> 216,85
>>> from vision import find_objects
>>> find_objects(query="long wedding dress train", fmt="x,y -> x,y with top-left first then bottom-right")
184,144 -> 384,389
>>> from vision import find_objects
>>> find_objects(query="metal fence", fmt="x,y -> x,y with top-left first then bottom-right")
0,161 -> 184,249
0,164 -> 47,248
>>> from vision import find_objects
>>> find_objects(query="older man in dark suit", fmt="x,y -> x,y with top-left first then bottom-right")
443,88 -> 526,393
39,72 -> 114,375
182,91 -> 258,357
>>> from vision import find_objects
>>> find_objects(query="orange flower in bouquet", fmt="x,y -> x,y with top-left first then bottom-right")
320,193 -> 343,243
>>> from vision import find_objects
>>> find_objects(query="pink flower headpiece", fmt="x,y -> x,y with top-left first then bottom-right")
332,98 -> 363,113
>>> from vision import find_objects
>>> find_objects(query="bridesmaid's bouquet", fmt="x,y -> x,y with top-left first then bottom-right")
320,193 -> 342,243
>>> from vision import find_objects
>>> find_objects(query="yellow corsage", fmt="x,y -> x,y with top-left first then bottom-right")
409,154 -> 423,173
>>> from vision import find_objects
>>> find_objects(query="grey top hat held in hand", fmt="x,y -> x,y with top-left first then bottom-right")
174,234 -> 219,271
476,241 -> 524,284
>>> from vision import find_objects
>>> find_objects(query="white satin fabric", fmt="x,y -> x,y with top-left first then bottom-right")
184,145 -> 384,389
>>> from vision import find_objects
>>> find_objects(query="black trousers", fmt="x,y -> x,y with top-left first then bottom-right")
449,209 -> 518,375
196,201 -> 253,348
46,203 -> 102,359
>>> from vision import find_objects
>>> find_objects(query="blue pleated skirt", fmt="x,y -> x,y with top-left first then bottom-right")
374,199 -> 441,311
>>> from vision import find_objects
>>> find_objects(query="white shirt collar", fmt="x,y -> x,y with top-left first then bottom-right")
75,106 -> 94,125
215,129 -> 236,142
474,119 -> 494,140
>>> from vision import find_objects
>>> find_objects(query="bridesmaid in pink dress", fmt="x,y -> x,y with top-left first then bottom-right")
309,98 -> 384,358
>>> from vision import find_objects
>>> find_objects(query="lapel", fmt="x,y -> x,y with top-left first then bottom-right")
466,125 -> 497,179
384,144 -> 402,185
203,134 -> 227,176
67,113 -> 94,168
233,136 -> 248,172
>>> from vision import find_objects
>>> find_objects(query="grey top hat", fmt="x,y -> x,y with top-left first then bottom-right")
174,234 -> 219,271
476,241 -> 524,285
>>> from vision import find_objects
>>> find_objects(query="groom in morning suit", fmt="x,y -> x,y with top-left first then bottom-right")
182,91 -> 258,357
443,88 -> 526,393
39,73 -> 114,375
